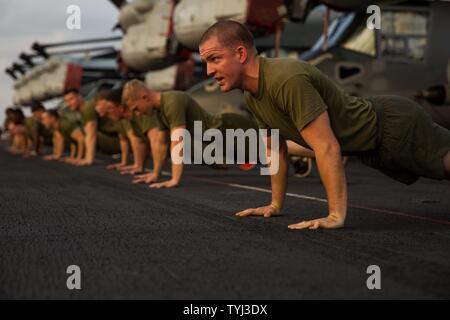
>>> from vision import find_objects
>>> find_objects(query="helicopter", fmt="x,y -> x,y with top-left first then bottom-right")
299,0 -> 450,129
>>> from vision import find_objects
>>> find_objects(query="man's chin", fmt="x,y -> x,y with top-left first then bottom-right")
219,84 -> 232,92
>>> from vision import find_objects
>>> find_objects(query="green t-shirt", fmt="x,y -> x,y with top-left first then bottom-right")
119,119 -> 133,137
80,99 -> 127,138
25,116 -> 53,142
25,117 -> 38,138
159,91 -> 222,133
244,57 -> 378,154
98,117 -> 126,137
80,99 -> 97,126
58,117 -> 80,145
130,113 -> 162,139
38,123 -> 53,140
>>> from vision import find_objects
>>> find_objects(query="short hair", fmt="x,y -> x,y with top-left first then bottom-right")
11,108 -> 25,125
44,109 -> 60,119
94,88 -> 111,103
199,20 -> 255,51
97,88 -> 123,106
63,88 -> 80,96
31,101 -> 45,113
122,79 -> 148,108
93,83 -> 115,103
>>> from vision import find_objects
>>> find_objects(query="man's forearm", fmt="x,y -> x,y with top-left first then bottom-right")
69,144 -> 76,159
76,139 -> 85,160
169,139 -> 183,183
152,136 -> 169,179
135,140 -> 146,170
55,134 -> 64,158
129,134 -> 145,170
270,139 -> 288,210
84,134 -> 96,162
148,129 -> 169,178
32,131 -> 40,153
315,147 -> 347,221
120,137 -> 129,165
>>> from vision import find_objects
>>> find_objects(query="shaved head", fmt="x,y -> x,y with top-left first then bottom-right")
122,79 -> 159,115
199,20 -> 259,93
199,20 -> 256,52
122,79 -> 148,108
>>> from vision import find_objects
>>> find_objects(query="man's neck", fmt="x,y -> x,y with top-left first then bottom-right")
78,98 -> 85,112
149,91 -> 162,110
242,56 -> 260,95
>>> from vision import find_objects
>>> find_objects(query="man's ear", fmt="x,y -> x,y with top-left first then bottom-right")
237,46 -> 248,64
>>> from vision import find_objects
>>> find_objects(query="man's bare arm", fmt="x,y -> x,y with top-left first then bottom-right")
107,135 -> 129,170
149,126 -> 184,189
148,128 -> 169,180
119,135 -> 129,166
82,121 -> 97,164
236,135 -> 289,218
71,128 -> 86,162
289,111 -> 347,230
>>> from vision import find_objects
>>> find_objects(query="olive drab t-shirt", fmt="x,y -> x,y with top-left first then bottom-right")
80,99 -> 126,137
159,91 -> 222,132
98,117 -> 126,137
25,117 -> 38,138
119,119 -> 133,137
244,57 -> 378,154
130,113 -> 162,139
58,117 -> 80,144
80,99 -> 97,126
38,123 -> 54,141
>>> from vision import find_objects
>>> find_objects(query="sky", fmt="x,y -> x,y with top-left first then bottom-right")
0,0 -> 122,126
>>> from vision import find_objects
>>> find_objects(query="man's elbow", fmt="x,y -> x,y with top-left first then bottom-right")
315,141 -> 341,157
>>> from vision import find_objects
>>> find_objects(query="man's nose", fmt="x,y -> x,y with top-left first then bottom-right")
206,64 -> 216,77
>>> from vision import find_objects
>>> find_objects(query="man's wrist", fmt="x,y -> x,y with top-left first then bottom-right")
270,202 -> 282,212
328,212 -> 346,223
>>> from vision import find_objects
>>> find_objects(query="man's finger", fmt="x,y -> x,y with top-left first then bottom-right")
120,169 -> 134,175
309,220 -> 321,230
236,209 -> 255,217
288,221 -> 311,230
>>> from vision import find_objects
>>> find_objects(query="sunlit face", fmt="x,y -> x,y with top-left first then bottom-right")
95,99 -> 109,118
41,112 -> 54,129
63,92 -> 81,111
199,36 -> 246,92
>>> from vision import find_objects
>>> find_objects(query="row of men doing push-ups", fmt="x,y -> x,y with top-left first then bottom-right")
3,21 -> 450,231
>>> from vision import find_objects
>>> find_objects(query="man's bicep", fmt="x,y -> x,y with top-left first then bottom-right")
300,111 -> 339,152
84,121 -> 97,135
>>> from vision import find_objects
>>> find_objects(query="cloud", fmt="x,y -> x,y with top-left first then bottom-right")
0,0 -> 121,125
